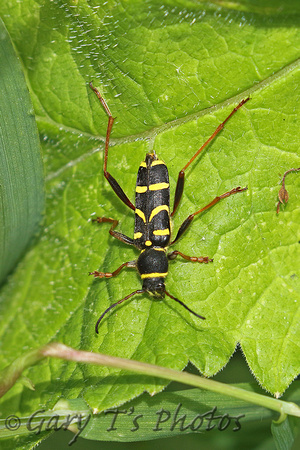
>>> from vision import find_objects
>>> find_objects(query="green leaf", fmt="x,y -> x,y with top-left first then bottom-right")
0,0 -> 299,445
1,382 -> 299,445
70,383 -> 300,443
0,18 -> 44,284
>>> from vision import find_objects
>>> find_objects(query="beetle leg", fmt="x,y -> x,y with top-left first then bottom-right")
171,97 -> 250,216
168,250 -> 213,263
171,186 -> 247,245
90,82 -> 135,211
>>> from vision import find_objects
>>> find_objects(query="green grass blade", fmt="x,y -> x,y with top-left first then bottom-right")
0,18 -> 44,284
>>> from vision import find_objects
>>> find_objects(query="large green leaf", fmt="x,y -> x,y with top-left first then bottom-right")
1,382 -> 299,444
0,18 -> 44,284
0,0 -> 299,445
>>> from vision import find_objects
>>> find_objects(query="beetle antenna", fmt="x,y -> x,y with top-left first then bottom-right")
165,290 -> 205,320
95,289 -> 145,333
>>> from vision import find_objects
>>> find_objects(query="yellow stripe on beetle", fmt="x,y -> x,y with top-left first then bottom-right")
141,272 -> 168,279
135,208 -> 146,222
149,205 -> 169,222
136,185 -> 147,193
149,182 -> 169,191
153,229 -> 170,236
136,182 -> 169,194
134,232 -> 143,239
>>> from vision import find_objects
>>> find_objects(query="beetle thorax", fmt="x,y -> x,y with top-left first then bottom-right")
137,248 -> 168,297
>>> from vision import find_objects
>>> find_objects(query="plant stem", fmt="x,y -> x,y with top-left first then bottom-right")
1,342 -> 299,422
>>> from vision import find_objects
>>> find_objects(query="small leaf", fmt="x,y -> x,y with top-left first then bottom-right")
278,186 -> 289,204
277,168 -> 300,213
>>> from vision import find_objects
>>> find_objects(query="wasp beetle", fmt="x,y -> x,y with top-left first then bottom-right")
89,82 -> 249,333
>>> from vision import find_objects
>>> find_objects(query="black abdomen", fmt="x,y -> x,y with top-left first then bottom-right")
134,153 -> 171,249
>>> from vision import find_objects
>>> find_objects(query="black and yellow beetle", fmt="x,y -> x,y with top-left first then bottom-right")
89,82 -> 249,333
